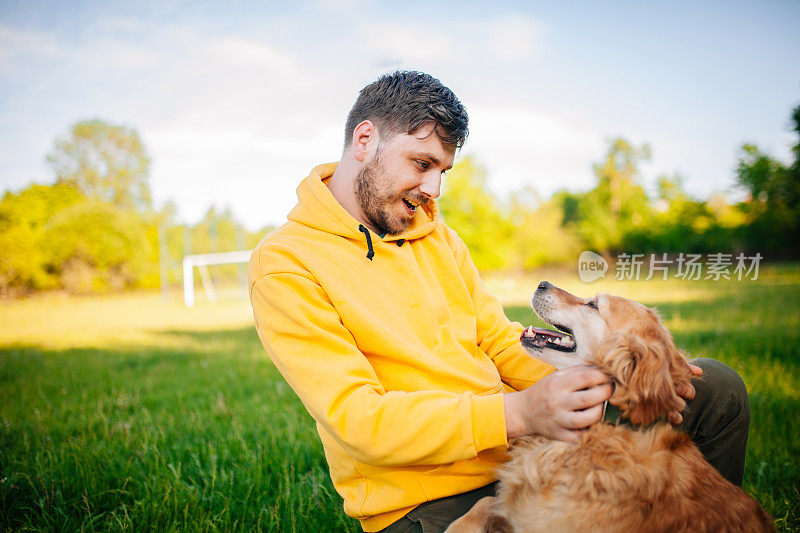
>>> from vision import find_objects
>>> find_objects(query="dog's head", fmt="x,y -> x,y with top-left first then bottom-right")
521,281 -> 692,425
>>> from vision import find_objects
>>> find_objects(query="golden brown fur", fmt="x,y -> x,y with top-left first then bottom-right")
446,286 -> 773,533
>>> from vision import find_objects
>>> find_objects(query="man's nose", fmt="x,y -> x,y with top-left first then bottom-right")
419,172 -> 441,200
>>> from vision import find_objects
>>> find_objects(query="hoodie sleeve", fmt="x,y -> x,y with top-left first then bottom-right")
250,266 -> 508,467
441,225 -> 555,391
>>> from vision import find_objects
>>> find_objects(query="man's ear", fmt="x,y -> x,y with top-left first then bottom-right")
351,120 -> 377,163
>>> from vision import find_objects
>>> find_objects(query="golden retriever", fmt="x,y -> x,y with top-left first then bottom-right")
446,282 -> 774,533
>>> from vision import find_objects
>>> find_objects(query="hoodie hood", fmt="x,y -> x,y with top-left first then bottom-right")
288,162 -> 440,245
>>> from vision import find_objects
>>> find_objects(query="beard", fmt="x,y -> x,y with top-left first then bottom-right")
354,150 -> 421,236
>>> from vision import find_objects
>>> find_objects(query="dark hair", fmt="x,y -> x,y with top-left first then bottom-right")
344,71 -> 469,150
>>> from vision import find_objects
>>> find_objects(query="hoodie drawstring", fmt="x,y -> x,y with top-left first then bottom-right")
358,225 -> 375,261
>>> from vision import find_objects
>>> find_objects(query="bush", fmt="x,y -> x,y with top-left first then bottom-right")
0,183 -> 85,296
42,202 -> 154,294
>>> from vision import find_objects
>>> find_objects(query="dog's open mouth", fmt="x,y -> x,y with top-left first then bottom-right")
520,325 -> 576,352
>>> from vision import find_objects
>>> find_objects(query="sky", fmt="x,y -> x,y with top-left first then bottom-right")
1,0 -> 799,231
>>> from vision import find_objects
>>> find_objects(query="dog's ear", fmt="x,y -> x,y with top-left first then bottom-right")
595,332 -> 690,425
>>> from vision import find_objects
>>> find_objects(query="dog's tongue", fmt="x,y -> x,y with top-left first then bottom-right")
520,325 -> 577,351
527,327 -> 566,338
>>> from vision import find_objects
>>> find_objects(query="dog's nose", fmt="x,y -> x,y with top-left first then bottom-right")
537,281 -> 552,291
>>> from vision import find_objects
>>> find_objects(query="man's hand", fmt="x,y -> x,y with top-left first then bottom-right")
504,365 -> 612,443
667,363 -> 703,425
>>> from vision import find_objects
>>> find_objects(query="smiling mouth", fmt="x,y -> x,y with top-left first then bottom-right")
520,325 -> 576,352
402,198 -> 417,213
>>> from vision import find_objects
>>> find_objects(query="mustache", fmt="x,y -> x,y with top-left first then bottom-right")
400,192 -> 430,206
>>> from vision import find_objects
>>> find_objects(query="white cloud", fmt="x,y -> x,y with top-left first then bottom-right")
129,29 -> 344,228
147,124 -> 342,228
2,6 -> 794,234
361,24 -> 458,65
0,22 -> 161,69
95,15 -> 147,34
208,37 -> 297,69
0,24 -> 64,60
466,104 -> 605,197
486,15 -> 542,63
359,14 -> 543,71
78,39 -> 161,69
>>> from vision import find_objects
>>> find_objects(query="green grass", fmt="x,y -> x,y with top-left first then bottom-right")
1,265 -> 799,531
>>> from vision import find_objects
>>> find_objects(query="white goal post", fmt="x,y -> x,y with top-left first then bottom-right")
183,250 -> 252,307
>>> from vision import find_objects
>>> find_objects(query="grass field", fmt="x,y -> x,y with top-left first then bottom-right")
1,265 -> 799,531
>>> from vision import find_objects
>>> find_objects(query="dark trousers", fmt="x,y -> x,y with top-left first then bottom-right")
379,358 -> 751,533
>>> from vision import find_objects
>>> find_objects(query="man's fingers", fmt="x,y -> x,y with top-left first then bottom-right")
675,396 -> 687,412
567,403 -> 604,429
555,428 -> 583,444
677,382 -> 695,401
568,383 -> 613,411
668,410 -> 683,425
559,365 -> 610,391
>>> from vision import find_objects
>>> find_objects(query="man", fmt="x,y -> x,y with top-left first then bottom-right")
248,71 -> 750,532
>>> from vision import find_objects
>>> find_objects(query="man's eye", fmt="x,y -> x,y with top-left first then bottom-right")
416,160 -> 429,170
587,300 -> 598,310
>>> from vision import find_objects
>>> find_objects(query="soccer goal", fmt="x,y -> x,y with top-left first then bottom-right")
183,250 -> 252,307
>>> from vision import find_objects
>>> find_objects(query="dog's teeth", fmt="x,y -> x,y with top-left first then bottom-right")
547,335 -> 576,348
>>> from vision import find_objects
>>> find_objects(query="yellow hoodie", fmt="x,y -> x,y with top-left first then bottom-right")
249,163 -> 554,531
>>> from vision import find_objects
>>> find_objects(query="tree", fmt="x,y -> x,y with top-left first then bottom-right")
788,103 -> 800,187
737,104 -> 800,213
46,119 -> 152,212
734,104 -> 800,256
438,157 -> 515,270
561,138 -> 653,252
621,174 -> 738,254
508,187 -> 582,268
592,138 -> 651,214
42,201 -> 153,293
736,144 -> 789,205
0,183 -> 86,296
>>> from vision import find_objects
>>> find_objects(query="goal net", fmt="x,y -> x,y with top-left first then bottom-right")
183,250 -> 252,307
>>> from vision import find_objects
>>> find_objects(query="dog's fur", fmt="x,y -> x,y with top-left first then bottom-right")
446,282 -> 773,533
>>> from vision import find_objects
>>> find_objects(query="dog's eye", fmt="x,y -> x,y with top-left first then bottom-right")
587,300 -> 598,310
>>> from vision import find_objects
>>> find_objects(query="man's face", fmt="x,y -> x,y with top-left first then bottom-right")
354,123 -> 456,235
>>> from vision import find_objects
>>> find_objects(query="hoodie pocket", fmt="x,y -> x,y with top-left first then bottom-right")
421,383 -> 503,483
